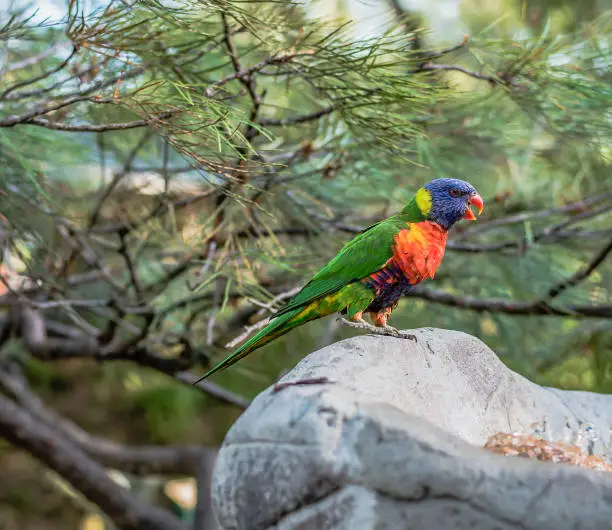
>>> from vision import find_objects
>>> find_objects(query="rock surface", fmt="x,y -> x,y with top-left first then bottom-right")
211,328 -> 612,529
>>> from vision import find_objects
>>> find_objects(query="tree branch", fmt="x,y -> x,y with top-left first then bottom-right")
4,44 -> 65,74
6,303 -> 250,408
258,106 -> 335,126
407,286 -> 612,318
173,371 -> 251,409
417,61 -> 511,86
0,95 -> 112,127
420,35 -> 470,60
457,191 -> 612,238
546,238 -> 612,299
0,393 -> 188,530
0,366 -> 214,476
205,50 -> 314,98
388,0 -> 424,51
23,116 -> 160,132
0,46 -> 78,99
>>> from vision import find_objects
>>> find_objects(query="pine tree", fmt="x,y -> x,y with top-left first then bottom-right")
0,0 -> 611,527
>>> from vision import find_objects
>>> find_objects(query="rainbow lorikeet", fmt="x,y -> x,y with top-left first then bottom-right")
196,178 -> 483,382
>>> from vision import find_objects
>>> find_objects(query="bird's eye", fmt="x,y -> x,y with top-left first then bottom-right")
449,189 -> 461,197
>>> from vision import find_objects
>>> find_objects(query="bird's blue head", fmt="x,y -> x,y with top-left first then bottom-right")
414,178 -> 484,230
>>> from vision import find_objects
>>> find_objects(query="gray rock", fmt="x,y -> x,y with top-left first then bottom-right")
211,328 -> 612,530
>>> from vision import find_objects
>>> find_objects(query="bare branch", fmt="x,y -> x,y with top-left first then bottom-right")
0,367 -> 213,476
417,61 -> 511,86
0,94 -> 112,127
225,317 -> 270,349
87,129 -> 154,230
4,43 -> 65,74
546,238 -> 612,299
220,12 -> 262,144
23,116 -> 160,132
407,286 -> 612,318
117,230 -> 142,298
173,371 -> 250,409
420,34 -> 470,60
224,286 -> 302,348
0,393 -> 188,530
458,191 -> 612,238
19,304 -> 100,358
1,46 -> 78,99
5,64 -> 145,102
205,50 -> 314,98
258,106 -> 335,126
3,303 -> 251,408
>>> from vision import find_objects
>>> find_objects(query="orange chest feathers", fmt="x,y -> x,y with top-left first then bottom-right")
391,221 -> 448,284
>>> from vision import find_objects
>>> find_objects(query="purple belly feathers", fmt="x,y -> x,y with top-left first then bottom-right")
361,263 -> 414,313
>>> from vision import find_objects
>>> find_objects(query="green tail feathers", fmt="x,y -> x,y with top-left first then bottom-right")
193,277 -> 373,383
194,308 -> 303,383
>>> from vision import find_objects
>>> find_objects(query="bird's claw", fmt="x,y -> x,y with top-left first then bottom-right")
382,325 -> 417,341
381,325 -> 417,341
338,317 -> 417,342
380,326 -> 417,342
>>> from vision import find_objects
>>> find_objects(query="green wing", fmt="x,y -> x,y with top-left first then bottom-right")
193,201 -> 426,382
275,198 -> 427,317
194,217 -> 404,383
274,216 -> 405,317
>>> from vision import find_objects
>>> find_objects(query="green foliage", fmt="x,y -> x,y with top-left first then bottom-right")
1,0 -> 611,381
2,0 -> 612,527
0,0 -> 612,508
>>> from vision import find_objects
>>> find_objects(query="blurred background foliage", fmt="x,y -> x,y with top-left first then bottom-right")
0,0 -> 611,528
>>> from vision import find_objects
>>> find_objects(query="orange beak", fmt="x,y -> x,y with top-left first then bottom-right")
463,193 -> 484,221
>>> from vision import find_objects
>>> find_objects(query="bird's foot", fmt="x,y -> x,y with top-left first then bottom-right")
273,376 -> 334,393
338,317 -> 417,342
379,324 -> 417,340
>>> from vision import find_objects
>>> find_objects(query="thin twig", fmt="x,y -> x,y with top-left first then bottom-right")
420,34 -> 470,60
0,95 -> 112,127
407,286 -> 612,318
1,46 -> 78,99
205,50 -> 314,98
4,43 -> 64,73
418,62 -> 508,85
225,317 -> 270,349
22,115 -> 166,132
546,238 -> 612,300
225,286 -> 302,349
118,231 -> 142,298
173,371 -> 250,408
458,191 -> 612,238
189,240 -> 217,291
258,106 -> 335,126
87,129 -> 154,230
